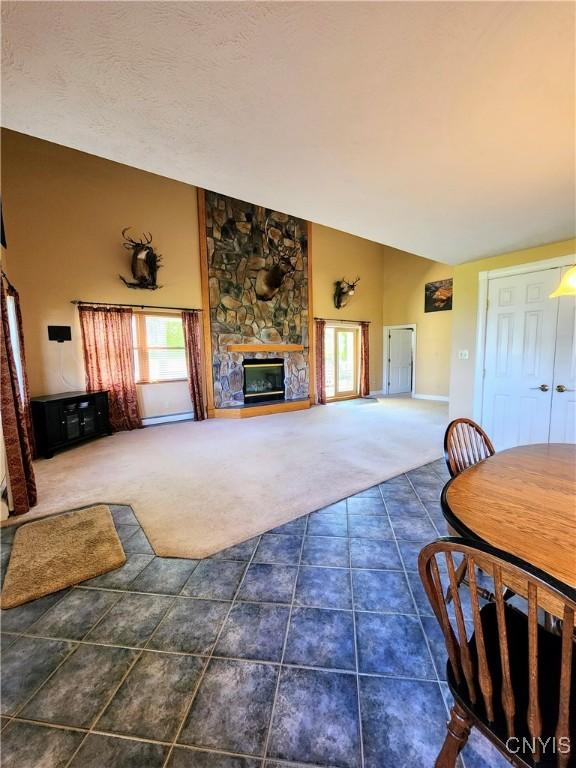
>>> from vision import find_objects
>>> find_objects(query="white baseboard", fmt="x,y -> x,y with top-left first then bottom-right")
142,411 -> 194,427
413,394 -> 449,403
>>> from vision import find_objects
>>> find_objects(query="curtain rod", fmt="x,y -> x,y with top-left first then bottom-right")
314,317 -> 371,324
71,300 -> 202,312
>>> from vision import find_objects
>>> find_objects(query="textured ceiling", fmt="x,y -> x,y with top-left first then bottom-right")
2,1 -> 574,264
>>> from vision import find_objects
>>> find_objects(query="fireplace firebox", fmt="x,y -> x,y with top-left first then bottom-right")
243,359 -> 285,404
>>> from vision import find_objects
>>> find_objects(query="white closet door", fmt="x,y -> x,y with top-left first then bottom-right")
482,269 -> 559,449
549,272 -> 576,443
388,328 -> 413,395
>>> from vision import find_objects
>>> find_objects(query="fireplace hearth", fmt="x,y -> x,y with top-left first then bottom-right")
243,359 -> 285,404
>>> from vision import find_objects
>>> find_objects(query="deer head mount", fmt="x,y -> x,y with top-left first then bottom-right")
334,277 -> 360,309
119,228 -> 163,290
254,216 -> 303,302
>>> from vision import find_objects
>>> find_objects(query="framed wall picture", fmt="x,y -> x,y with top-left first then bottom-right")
424,278 -> 453,312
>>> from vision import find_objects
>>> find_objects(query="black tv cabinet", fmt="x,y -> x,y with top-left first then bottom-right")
31,391 -> 111,459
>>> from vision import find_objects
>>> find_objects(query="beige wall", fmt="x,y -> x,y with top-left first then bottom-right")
381,248 -> 453,397
312,224 -> 385,392
449,238 -> 576,418
1,129 -> 201,419
3,129 -> 456,412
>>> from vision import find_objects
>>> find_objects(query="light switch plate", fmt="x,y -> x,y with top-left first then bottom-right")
458,350 -> 469,360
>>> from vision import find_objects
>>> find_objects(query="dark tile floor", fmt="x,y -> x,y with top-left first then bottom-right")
0,460 -> 509,768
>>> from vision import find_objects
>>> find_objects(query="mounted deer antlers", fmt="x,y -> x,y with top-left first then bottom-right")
334,277 -> 360,309
119,227 -> 162,290
254,215 -> 301,301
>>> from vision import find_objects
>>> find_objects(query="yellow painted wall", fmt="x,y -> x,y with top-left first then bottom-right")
311,224 -> 384,392
449,238 -> 576,418
381,249 -> 453,397
1,129 -> 200,418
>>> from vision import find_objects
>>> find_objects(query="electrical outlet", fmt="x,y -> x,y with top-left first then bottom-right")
458,350 -> 469,360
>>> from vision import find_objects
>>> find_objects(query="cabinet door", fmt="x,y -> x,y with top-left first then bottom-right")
549,278 -> 576,443
45,403 -> 65,446
93,393 -> 111,433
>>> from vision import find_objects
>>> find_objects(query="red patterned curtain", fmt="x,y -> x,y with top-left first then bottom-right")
182,310 -> 206,421
314,318 -> 326,405
79,306 -> 142,432
360,321 -> 370,397
1,278 -> 37,514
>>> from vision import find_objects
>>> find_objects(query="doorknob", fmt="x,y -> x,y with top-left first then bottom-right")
555,384 -> 573,393
530,384 -> 549,392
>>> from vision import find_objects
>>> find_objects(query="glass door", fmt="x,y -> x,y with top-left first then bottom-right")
324,325 -> 359,400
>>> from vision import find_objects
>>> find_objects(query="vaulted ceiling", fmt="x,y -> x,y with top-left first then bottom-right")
2,1 -> 574,264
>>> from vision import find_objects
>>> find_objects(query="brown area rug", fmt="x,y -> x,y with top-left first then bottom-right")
0,505 -> 126,609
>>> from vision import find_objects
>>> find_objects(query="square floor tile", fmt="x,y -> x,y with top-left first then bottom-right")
254,534 -> 303,565
295,566 -> 352,609
214,602 -> 289,662
84,592 -> 173,647
350,486 -> 381,498
0,720 -> 84,768
179,658 -> 278,756
123,528 -> 155,554
237,564 -> 297,604
390,515 -> 437,541
0,589 -> 69,633
420,615 -> 450,681
83,553 -> 154,590
168,748 -> 261,768
210,537 -> 260,561
355,612 -> 435,678
284,607 -> 355,670
115,524 -> 140,546
20,643 -> 137,727
379,483 -> 417,502
181,560 -> 246,600
110,505 -> 139,526
147,598 -> 230,654
1,636 -> 75,715
347,515 -> 392,540
397,540 -> 431,572
301,536 -> 349,567
313,500 -> 347,515
352,570 -> 415,613
386,497 -> 428,517
268,667 -> 361,768
270,517 -> 307,535
406,571 -> 434,616
360,676 -> 448,768
68,733 -> 168,768
27,588 -> 120,641
306,513 -> 348,537
130,557 -> 198,594
349,539 -> 402,570
347,497 -> 386,515
97,651 -> 204,741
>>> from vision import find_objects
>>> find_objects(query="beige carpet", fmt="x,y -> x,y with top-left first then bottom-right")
3,398 -> 447,559
0,506 -> 125,608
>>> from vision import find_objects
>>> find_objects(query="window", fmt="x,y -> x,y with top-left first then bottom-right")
132,313 -> 188,383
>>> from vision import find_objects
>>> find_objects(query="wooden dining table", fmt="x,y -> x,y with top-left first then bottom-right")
441,443 -> 576,599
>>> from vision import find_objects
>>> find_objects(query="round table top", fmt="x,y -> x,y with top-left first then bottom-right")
442,443 -> 576,591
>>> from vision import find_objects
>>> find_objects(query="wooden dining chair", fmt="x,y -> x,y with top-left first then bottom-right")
444,418 -> 496,479
419,538 -> 576,768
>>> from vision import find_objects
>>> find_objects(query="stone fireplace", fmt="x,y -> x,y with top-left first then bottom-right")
200,190 -> 311,414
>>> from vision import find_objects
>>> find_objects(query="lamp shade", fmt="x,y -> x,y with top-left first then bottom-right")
549,265 -> 576,298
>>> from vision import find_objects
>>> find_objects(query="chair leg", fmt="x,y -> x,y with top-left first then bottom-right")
435,702 -> 472,768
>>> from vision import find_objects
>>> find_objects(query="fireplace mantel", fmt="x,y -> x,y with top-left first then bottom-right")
226,343 -> 304,353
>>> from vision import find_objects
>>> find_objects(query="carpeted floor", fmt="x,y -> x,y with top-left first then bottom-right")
4,398 -> 448,558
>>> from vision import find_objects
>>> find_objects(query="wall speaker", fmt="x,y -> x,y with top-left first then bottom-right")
48,325 -> 72,343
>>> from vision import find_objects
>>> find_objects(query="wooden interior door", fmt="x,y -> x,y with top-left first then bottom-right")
550,271 -> 576,443
325,326 -> 359,400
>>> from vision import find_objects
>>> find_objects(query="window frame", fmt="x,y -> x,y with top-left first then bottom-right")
132,311 -> 188,385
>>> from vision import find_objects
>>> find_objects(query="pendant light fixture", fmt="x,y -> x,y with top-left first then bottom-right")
549,265 -> 576,298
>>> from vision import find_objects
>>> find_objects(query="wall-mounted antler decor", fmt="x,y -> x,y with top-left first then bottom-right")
119,228 -> 163,290
334,277 -> 360,309
254,215 -> 303,302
